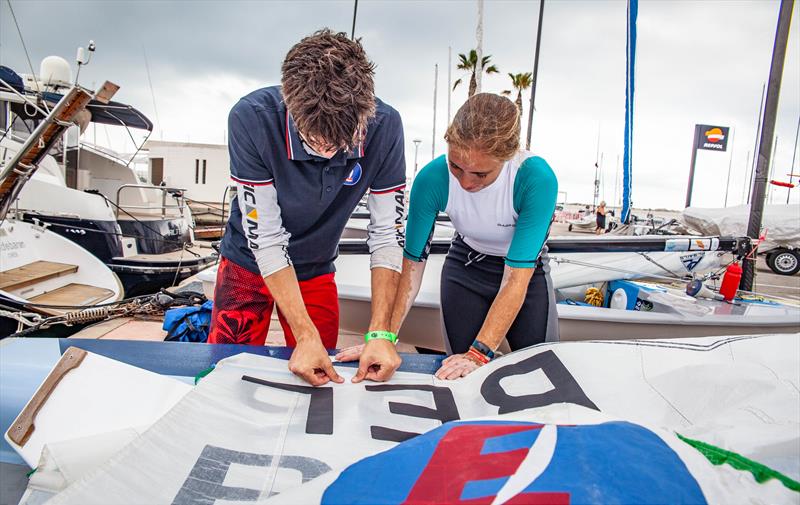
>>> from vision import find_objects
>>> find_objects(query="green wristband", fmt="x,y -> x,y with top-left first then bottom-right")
364,330 -> 398,344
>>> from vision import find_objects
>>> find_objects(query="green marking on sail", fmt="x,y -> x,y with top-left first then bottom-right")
677,433 -> 800,492
194,365 -> 215,385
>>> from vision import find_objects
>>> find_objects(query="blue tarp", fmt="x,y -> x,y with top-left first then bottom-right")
163,300 -> 214,342
0,65 -> 153,131
0,66 -> 24,92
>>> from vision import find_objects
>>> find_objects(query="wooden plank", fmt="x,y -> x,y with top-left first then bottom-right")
7,347 -> 87,447
194,226 -> 225,239
0,261 -> 78,291
29,284 -> 114,314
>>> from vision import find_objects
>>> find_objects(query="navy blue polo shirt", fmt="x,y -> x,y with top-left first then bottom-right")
220,86 -> 406,281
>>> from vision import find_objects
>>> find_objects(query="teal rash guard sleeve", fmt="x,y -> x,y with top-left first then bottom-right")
403,155 -> 450,262
506,156 -> 558,268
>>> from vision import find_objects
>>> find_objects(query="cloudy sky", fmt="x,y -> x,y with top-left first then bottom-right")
1,0 -> 798,210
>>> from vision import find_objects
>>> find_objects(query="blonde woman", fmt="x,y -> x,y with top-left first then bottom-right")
595,201 -> 607,234
337,93 -> 558,381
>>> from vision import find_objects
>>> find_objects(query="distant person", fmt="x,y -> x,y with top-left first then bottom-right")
208,30 -> 407,386
337,93 -> 559,380
595,201 -> 607,234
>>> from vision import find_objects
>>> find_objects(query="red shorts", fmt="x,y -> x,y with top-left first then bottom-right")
207,257 -> 339,348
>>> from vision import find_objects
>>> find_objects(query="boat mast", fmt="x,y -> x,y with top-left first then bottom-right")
741,0 -> 794,291
767,136 -> 779,203
594,125 -> 601,211
723,127 -> 736,207
614,154 -> 621,209
475,0 -> 484,94
741,150 -> 751,204
525,0 -> 545,150
620,0 -> 637,225
351,0 -> 359,39
447,47 -> 452,125
747,83 -> 766,203
788,115 -> 799,203
432,63 -> 438,160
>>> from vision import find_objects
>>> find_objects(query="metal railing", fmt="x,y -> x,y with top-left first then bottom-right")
115,183 -> 187,218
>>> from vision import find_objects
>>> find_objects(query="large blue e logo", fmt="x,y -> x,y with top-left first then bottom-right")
322,421 -> 707,505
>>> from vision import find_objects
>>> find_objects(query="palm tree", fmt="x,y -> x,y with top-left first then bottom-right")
502,72 -> 533,115
452,50 -> 499,98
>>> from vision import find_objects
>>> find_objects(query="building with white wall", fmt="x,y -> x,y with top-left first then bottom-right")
144,140 -> 231,204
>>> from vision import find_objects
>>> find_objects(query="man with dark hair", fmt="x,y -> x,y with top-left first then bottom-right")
209,29 -> 406,386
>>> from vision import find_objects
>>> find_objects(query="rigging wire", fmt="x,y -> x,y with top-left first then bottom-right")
141,45 -> 162,135
5,0 -> 40,95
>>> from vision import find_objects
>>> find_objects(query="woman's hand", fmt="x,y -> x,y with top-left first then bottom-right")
434,353 -> 484,380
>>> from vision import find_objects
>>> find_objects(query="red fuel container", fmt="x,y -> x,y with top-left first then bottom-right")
720,262 -> 742,302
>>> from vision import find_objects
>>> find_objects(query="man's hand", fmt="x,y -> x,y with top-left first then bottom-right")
334,344 -> 364,363
434,353 -> 483,380
288,337 -> 343,386
352,339 -> 402,383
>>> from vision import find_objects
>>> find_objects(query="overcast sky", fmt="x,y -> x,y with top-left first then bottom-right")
1,0 -> 798,210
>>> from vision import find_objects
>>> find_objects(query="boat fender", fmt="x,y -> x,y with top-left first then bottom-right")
609,289 -> 628,310
719,262 -> 742,302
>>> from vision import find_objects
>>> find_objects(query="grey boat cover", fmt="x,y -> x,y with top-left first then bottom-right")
682,204 -> 800,251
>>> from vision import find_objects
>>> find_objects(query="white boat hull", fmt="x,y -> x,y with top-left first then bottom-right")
0,219 -> 123,311
340,295 -> 800,351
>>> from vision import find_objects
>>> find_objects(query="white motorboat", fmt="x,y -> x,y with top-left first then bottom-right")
1,61 -> 217,297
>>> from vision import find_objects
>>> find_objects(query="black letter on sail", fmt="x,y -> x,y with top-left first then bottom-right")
366,384 -> 460,443
241,376 -> 333,434
480,350 -> 598,414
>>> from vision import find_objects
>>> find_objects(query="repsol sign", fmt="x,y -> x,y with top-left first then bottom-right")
696,124 -> 729,152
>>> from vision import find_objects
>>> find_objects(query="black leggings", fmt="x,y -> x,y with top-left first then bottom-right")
440,236 -> 552,354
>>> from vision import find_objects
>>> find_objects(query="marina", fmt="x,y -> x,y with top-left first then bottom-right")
1,0 -> 799,503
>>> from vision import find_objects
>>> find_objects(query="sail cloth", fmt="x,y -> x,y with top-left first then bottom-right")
44,334 -> 799,504
621,0 -> 637,224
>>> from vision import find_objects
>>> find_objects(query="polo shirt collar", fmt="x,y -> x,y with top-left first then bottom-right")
284,109 -> 365,162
